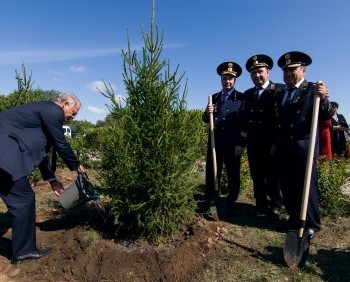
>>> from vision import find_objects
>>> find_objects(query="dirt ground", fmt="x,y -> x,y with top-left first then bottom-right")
2,168 -> 350,282
0,169 -> 225,282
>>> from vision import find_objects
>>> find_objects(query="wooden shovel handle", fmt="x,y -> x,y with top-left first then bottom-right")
299,94 -> 321,237
208,96 -> 219,193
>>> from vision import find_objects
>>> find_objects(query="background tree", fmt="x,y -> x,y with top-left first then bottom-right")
0,64 -> 58,111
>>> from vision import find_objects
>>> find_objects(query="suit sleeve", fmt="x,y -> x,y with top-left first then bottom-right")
40,104 -> 80,171
38,156 -> 56,181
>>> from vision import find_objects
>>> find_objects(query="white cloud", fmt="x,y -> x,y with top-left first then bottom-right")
0,44 -> 184,65
87,106 -> 106,114
69,65 -> 87,73
0,48 -> 121,65
87,80 -> 116,93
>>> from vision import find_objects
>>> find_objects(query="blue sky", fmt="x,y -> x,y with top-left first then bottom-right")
1,0 -> 349,124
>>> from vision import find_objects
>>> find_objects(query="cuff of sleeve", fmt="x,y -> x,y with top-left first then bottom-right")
48,178 -> 57,184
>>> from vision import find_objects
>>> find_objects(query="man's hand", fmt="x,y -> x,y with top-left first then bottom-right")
205,103 -> 214,115
51,181 -> 64,197
314,81 -> 328,100
77,164 -> 86,174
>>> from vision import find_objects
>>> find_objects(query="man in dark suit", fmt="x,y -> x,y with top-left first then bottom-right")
242,54 -> 284,218
202,61 -> 245,216
0,92 -> 86,264
274,51 -> 332,238
330,101 -> 349,157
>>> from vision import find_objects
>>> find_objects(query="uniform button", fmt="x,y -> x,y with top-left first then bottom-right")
223,117 -> 226,121
297,110 -> 301,114
258,121 -> 262,124
278,124 -> 281,128
215,117 -> 218,120
251,109 -> 254,112
290,124 -> 294,128
249,120 -> 253,123
226,109 -> 229,112
260,110 -> 263,112
290,136 -> 294,139
222,127 -> 225,130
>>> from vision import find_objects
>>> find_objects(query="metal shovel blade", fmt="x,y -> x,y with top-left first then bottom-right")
210,194 -> 227,220
283,230 -> 310,269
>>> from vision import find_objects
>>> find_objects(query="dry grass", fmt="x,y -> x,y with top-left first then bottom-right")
200,188 -> 350,282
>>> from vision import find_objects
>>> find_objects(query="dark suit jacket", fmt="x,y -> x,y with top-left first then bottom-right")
274,80 -> 332,158
242,81 -> 285,146
203,89 -> 245,150
0,101 -> 80,181
331,113 -> 349,155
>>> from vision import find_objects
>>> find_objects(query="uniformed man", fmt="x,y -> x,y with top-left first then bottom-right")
274,51 -> 332,238
242,54 -> 284,218
202,61 -> 245,216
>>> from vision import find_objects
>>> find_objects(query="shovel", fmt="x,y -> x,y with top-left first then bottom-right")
208,95 -> 226,219
283,90 -> 321,269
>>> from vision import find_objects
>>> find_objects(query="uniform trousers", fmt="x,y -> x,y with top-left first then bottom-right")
205,147 -> 241,210
247,142 -> 281,211
0,169 -> 36,258
276,156 -> 321,231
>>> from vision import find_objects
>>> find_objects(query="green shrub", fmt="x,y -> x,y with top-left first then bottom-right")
98,21 -> 201,242
318,157 -> 350,217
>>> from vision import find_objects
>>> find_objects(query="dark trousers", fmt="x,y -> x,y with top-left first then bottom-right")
277,156 -> 321,231
205,147 -> 241,209
0,170 -> 36,258
247,143 -> 282,211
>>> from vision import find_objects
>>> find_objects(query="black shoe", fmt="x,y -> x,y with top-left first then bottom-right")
305,228 -> 315,239
269,207 -> 280,220
227,202 -> 236,217
255,207 -> 269,217
11,247 -> 54,265
202,212 -> 216,221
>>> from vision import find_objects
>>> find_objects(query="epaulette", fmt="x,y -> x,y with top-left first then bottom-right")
301,81 -> 308,92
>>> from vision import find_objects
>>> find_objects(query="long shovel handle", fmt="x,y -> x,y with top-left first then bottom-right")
208,96 -> 219,194
298,92 -> 321,237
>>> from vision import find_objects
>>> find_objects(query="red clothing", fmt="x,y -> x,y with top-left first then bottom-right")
319,119 -> 332,160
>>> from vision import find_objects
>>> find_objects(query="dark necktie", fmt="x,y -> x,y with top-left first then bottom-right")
222,92 -> 228,102
254,87 -> 262,100
284,88 -> 295,105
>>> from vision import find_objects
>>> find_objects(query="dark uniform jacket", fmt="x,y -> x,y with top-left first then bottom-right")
242,81 -> 284,146
203,89 -> 245,150
274,80 -> 332,158
0,101 -> 80,181
331,113 -> 349,155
